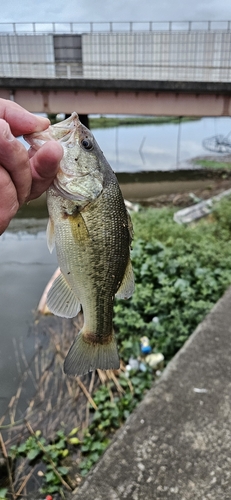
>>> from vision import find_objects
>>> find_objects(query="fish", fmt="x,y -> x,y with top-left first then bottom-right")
24,112 -> 135,376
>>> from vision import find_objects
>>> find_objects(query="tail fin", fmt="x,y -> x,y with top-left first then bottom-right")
64,330 -> 120,376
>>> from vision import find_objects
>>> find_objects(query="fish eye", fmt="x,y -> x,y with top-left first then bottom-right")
81,138 -> 93,150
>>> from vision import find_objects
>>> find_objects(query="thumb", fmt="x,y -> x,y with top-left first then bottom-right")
28,141 -> 63,200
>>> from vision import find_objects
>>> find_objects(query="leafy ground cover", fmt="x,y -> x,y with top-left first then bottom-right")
3,198 -> 231,498
115,199 -> 231,362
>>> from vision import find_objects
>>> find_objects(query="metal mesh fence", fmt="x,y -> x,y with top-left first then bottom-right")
0,21 -> 231,81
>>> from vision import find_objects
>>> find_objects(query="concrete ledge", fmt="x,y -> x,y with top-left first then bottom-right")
73,286 -> 231,499
1,78 -> 231,94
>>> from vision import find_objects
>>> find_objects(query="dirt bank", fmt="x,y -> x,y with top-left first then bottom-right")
120,175 -> 231,208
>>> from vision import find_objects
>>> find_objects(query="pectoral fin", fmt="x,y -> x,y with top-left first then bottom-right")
47,272 -> 81,318
116,259 -> 135,300
46,218 -> 55,254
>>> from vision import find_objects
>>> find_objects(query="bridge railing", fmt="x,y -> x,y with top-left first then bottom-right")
0,21 -> 231,34
0,21 -> 231,82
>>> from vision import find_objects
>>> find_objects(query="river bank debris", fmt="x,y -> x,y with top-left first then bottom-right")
174,188 -> 231,224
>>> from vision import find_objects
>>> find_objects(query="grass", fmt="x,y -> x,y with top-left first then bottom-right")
47,114 -> 200,130
89,115 -> 200,129
193,159 -> 231,169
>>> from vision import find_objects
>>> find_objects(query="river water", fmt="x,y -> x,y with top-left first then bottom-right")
0,226 -> 57,418
92,116 -> 231,172
1,115 -> 231,418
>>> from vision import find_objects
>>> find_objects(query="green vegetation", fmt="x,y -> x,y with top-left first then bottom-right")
115,200 -> 231,362
89,115 -> 199,129
8,371 -> 152,493
79,368 -> 152,476
0,488 -> 8,499
193,159 -> 231,169
6,197 -> 231,495
10,429 -> 75,495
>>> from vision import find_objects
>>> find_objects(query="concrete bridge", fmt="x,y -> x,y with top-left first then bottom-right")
0,21 -> 231,116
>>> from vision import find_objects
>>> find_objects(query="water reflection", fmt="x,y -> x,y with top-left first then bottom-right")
92,116 -> 231,172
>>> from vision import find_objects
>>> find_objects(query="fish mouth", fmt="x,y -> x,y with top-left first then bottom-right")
53,112 -> 80,141
53,112 -> 88,153
58,128 -> 77,148
53,112 -> 78,130
24,112 -> 93,153
56,113 -> 95,160
24,112 -> 81,149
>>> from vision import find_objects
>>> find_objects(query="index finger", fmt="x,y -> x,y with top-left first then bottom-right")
0,119 -> 32,205
0,98 -> 50,137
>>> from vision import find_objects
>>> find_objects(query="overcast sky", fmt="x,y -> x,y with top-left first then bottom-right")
1,0 -> 231,25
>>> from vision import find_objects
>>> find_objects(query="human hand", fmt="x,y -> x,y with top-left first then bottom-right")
0,98 -> 63,235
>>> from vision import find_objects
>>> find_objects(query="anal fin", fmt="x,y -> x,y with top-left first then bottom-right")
47,272 -> 81,318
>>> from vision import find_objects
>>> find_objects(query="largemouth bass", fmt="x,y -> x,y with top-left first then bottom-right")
25,113 -> 134,376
